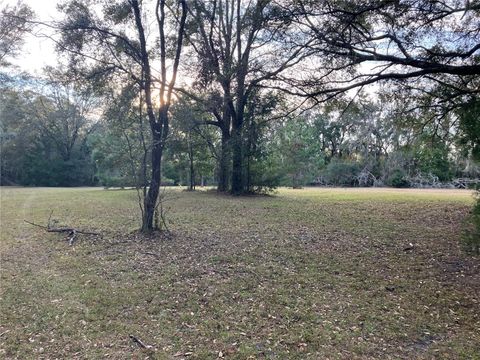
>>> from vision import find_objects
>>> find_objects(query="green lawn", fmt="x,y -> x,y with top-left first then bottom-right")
1,187 -> 479,359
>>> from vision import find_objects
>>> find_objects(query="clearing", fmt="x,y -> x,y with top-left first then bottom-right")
0,187 -> 479,359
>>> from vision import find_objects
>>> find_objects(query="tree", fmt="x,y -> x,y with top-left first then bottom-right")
57,0 -> 188,231
0,1 -> 33,67
185,0 -> 312,194
0,85 -> 33,184
457,98 -> 480,162
287,0 -> 480,104
274,116 -> 325,188
168,98 -> 217,190
459,98 -> 480,254
0,77 -> 97,186
91,84 -> 149,189
33,69 -> 99,162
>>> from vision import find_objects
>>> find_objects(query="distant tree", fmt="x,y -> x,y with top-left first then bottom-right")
91,130 -> 138,187
33,70 -> 99,162
273,116 -> 325,188
0,86 -> 33,184
457,98 -> 480,162
91,84 -> 149,189
0,78 -> 97,186
458,97 -> 480,254
168,98 -> 217,190
243,90 -> 281,192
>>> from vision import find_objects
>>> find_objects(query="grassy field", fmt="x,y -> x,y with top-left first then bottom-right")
0,187 -> 479,359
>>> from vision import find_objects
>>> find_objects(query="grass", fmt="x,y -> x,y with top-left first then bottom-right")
0,187 -> 479,359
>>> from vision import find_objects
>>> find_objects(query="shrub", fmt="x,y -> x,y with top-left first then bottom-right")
415,145 -> 453,181
386,169 -> 410,188
98,174 -> 130,187
324,160 -> 360,186
247,159 -> 282,194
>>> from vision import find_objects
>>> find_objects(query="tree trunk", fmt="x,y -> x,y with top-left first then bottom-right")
231,123 -> 243,195
231,90 -> 246,195
246,153 -> 251,193
142,134 -> 163,232
217,129 -> 230,192
189,139 -> 195,191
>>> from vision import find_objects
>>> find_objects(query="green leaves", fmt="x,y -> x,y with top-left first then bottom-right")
104,1 -> 132,24
458,99 -> 480,162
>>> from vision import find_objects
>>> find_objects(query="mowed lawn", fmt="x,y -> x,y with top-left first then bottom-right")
0,187 -> 479,359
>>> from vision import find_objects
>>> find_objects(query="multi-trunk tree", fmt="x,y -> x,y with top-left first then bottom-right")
185,0 -> 312,194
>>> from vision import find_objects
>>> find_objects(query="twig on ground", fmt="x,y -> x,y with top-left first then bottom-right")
24,215 -> 100,246
129,334 -> 152,349
141,251 -> 161,259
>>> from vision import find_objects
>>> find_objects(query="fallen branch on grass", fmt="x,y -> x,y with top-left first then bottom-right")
129,334 -> 152,349
24,212 -> 100,245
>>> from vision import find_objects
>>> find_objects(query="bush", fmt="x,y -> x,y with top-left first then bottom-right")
415,145 -> 453,181
323,160 -> 360,186
386,169 -> 410,188
462,190 -> 480,255
247,159 -> 282,194
161,178 -> 177,186
98,174 -> 132,187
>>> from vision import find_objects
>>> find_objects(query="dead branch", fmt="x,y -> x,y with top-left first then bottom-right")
24,217 -> 100,246
129,334 -> 152,349
141,251 -> 161,259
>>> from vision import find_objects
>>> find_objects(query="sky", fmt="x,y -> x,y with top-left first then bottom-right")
4,0 -> 60,74
4,0 -> 381,96
5,0 -> 196,86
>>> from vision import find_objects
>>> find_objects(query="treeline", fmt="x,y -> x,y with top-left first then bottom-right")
0,76 -> 96,186
2,76 -> 478,189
